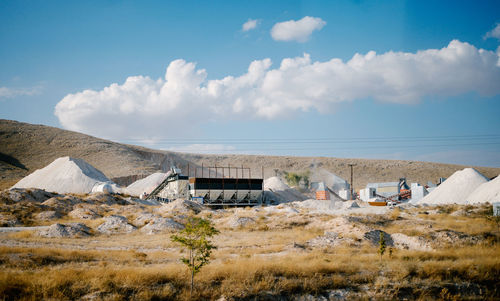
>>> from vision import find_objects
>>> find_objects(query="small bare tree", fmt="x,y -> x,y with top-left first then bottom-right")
171,217 -> 219,297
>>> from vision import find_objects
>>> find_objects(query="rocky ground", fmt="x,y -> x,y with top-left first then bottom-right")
0,188 -> 498,300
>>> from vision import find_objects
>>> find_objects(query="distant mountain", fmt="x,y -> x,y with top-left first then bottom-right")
1,119 -> 499,191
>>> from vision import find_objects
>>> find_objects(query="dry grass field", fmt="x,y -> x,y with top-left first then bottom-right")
0,193 -> 498,300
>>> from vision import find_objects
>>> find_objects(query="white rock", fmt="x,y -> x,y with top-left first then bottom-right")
263,177 -> 307,203
38,223 -> 91,238
11,157 -> 117,194
97,215 -> 136,234
35,211 -> 61,220
126,173 -> 168,197
418,168 -> 488,205
227,216 -> 255,228
140,217 -> 183,234
391,233 -> 432,251
69,207 -> 100,220
467,175 -> 500,204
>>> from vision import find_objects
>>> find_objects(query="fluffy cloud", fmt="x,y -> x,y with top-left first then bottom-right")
55,40 -> 500,140
484,23 -> 500,40
271,16 -> 326,42
242,19 -> 259,32
0,85 -> 41,99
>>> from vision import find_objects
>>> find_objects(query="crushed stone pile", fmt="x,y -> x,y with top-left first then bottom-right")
467,175 -> 500,204
97,215 -> 136,234
227,216 -> 256,228
307,231 -> 355,248
294,199 -> 342,212
0,213 -> 21,227
35,211 -> 61,220
291,199 -> 364,214
38,223 -> 91,238
263,177 -> 307,203
84,193 -> 128,205
363,230 -> 394,246
428,229 -> 480,247
156,199 -> 207,215
391,233 -> 432,251
1,188 -> 60,203
69,207 -> 100,220
133,212 -> 158,227
140,217 -> 183,234
41,197 -> 78,213
262,205 -> 299,214
11,157 -> 119,194
417,168 -> 489,205
126,172 -> 168,197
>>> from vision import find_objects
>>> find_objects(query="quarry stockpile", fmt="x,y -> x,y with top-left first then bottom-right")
126,172 -> 168,196
263,176 -> 307,203
310,168 -> 349,193
11,156 -> 118,194
467,175 -> 500,204
418,168 -> 489,205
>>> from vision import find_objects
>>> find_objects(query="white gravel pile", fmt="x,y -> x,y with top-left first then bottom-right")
140,217 -> 183,234
466,175 -> 500,204
35,211 -> 61,220
156,199 -> 207,215
126,172 -> 168,197
69,207 -> 100,220
38,223 -> 91,238
294,199 -> 343,212
11,157 -> 118,194
417,168 -> 489,205
227,216 -> 256,228
264,176 -> 307,203
97,215 -> 136,234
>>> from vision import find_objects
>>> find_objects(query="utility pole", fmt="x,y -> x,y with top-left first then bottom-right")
348,164 -> 356,200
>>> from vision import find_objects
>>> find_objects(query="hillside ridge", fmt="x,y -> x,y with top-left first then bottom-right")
1,119 -> 499,190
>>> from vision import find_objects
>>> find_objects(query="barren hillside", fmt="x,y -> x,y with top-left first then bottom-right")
1,119 -> 499,190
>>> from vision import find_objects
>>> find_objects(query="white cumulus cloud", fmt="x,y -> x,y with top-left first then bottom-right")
484,23 -> 500,40
55,40 -> 500,141
242,19 -> 259,32
271,16 -> 326,42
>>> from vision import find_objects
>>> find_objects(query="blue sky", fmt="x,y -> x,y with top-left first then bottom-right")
1,0 -> 500,167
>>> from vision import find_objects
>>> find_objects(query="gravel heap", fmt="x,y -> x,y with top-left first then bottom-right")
11,157 -> 118,194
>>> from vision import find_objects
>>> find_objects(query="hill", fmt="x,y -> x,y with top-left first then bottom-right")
1,119 -> 499,190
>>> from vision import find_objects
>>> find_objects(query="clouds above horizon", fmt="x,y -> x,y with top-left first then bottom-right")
242,19 -> 259,32
271,16 -> 326,42
484,23 -> 500,40
0,85 -> 42,99
55,40 -> 500,140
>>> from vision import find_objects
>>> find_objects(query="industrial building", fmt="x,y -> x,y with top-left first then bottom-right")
148,166 -> 263,206
362,178 -> 410,202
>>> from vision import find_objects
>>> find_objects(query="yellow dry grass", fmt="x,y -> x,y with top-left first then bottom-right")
0,203 -> 499,300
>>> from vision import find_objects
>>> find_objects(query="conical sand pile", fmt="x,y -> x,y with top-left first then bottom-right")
418,168 -> 488,205
467,175 -> 500,204
11,156 -> 113,194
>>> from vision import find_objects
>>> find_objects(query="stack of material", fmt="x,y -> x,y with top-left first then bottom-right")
125,172 -> 168,197
315,182 -> 330,200
263,176 -> 307,203
417,168 -> 489,205
467,175 -> 500,204
11,157 -> 119,194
